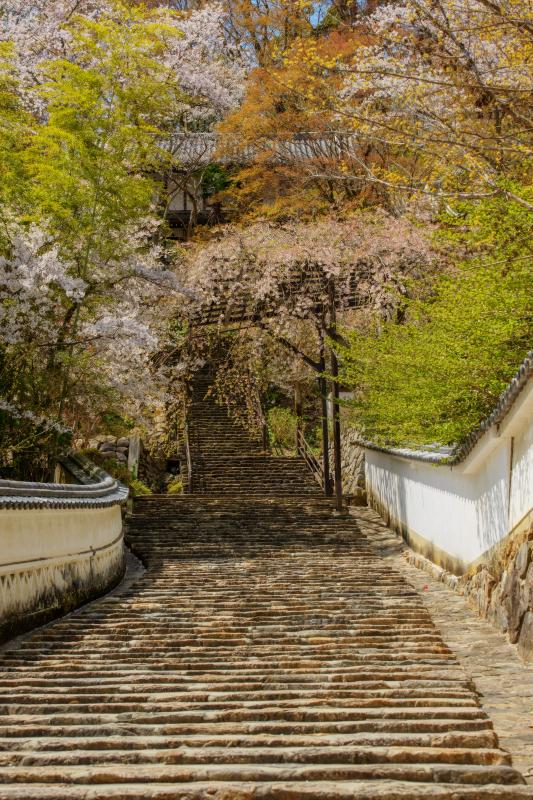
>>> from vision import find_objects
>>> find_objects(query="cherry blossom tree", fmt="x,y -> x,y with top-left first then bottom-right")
170,210 -> 438,431
0,0 -> 245,122
330,0 -> 531,207
0,222 -> 186,441
180,211 -> 435,333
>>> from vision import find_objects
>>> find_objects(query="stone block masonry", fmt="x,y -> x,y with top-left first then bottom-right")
404,526 -> 533,663
328,424 -> 366,504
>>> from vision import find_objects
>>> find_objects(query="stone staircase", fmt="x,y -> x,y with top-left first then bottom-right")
0,371 -> 532,798
187,369 -> 321,496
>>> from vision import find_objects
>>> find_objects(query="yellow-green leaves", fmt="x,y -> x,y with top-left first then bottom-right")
338,193 -> 533,447
21,2 -> 186,273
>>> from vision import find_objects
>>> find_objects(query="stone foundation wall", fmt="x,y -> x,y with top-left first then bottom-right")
95,436 -> 168,491
405,525 -> 533,663
330,426 -> 366,502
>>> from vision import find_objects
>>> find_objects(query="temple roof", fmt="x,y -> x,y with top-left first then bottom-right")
170,131 -> 363,168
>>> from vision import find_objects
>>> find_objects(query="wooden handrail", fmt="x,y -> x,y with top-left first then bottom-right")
296,429 -> 331,494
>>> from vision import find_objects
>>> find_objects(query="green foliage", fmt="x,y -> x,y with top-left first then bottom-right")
82,449 -> 151,496
440,182 -> 533,263
82,450 -> 131,482
267,406 -> 297,450
201,164 -> 232,198
0,407 -> 72,481
167,476 -> 184,494
98,411 -> 134,439
0,42 -> 31,213
23,4 -> 184,270
338,195 -> 532,447
129,478 -> 152,497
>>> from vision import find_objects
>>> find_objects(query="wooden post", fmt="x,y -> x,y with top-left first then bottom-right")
127,432 -> 142,480
328,281 -> 343,513
318,337 -> 333,497
294,384 -> 303,454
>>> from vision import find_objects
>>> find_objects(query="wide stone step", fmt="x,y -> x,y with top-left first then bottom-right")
0,688 -> 475,704
0,762 -> 524,785
0,707 -> 490,725
0,698 -> 481,716
0,745 -> 511,768
0,718 -> 495,738
0,781 -> 532,800
0,731 -> 499,751
1,781 -> 533,800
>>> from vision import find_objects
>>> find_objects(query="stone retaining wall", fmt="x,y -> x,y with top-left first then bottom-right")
330,426 -> 366,503
95,435 -> 168,491
404,526 -> 533,663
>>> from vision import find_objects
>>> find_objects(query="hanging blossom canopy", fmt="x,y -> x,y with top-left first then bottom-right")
176,210 -> 438,334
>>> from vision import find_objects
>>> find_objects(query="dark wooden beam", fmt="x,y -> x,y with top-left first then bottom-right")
328,281 -> 343,513
318,335 -> 333,497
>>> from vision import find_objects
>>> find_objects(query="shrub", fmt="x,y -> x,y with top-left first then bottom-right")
267,406 -> 297,451
129,479 -> 152,497
167,477 -> 184,495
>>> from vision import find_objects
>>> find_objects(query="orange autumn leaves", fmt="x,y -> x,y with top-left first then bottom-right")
217,27 -> 369,219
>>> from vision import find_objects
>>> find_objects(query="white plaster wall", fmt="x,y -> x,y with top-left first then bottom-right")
365,382 -> 533,572
510,422 -> 533,530
0,504 -> 124,635
0,505 -> 122,569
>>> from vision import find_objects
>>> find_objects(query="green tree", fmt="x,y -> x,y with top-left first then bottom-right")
0,2 -> 190,474
24,3 -> 185,275
338,194 -> 533,447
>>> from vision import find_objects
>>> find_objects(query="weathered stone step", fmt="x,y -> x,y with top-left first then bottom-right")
0,763 -> 525,785
0,718 -> 494,739
1,781 -> 533,800
13,623 -> 452,636
0,666 -> 467,680
0,688 -> 475,704
0,707 -> 489,727
0,745 -> 511,768
5,637 -> 453,650
0,677 -> 471,691
0,698 -> 481,716
0,664 -> 468,677
0,731 -> 498,751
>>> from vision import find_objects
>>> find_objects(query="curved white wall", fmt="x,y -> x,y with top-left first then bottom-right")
0,458 -> 127,641
365,380 -> 533,574
0,504 -> 124,640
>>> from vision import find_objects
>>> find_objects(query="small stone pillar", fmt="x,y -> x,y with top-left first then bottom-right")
128,433 -> 142,479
